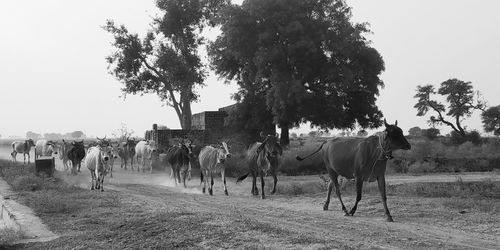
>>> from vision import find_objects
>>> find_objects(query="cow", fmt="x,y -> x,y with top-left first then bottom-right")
84,146 -> 111,191
11,139 -> 35,164
67,140 -> 86,175
296,120 -> 411,222
165,141 -> 194,188
57,139 -> 72,171
199,141 -> 232,195
34,139 -> 58,159
134,140 -> 157,173
103,143 -> 119,178
118,138 -> 136,170
236,133 -> 283,199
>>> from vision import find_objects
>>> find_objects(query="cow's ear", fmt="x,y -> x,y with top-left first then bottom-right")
259,131 -> 266,139
384,119 -> 389,127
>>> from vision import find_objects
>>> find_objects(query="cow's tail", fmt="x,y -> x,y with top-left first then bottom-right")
236,172 -> 249,183
200,170 -> 204,184
296,141 -> 327,161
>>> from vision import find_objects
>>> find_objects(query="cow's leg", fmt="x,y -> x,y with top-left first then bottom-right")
11,151 -> 16,163
325,169 -> 348,214
27,153 -> 30,164
183,166 -> 188,188
271,169 -> 278,194
202,170 -> 206,193
348,176 -> 364,216
90,171 -> 95,190
100,173 -> 105,192
78,162 -> 81,172
23,153 -> 27,164
260,170 -> 266,199
377,175 -> 393,222
222,169 -> 228,196
251,171 -> 258,195
209,170 -> 214,195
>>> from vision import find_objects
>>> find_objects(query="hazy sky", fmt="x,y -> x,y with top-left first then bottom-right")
1,0 -> 499,138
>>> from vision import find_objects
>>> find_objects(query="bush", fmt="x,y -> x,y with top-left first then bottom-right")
449,130 -> 482,145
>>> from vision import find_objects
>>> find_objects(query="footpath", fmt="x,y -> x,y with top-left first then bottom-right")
0,177 -> 58,244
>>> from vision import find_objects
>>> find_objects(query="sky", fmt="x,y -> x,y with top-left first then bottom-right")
1,0 -> 499,138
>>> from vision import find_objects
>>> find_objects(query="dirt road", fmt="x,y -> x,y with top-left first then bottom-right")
57,162 -> 499,250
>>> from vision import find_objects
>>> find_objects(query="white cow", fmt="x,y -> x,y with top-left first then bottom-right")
199,142 -> 231,195
103,143 -> 119,178
34,139 -> 58,159
135,140 -> 157,173
84,146 -> 111,191
11,139 -> 36,164
58,139 -> 72,170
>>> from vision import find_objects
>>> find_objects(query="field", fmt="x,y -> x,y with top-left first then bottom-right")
1,143 -> 499,249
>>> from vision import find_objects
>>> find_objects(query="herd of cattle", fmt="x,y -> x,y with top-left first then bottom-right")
9,133 -> 283,197
8,120 -> 412,221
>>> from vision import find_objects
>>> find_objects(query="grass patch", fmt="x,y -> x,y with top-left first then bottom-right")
0,229 -> 24,246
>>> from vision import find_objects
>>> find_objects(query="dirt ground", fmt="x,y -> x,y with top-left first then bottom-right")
1,146 -> 499,249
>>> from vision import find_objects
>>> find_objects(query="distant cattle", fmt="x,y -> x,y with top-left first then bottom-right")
296,120 -> 411,222
57,139 -> 72,171
34,139 -> 58,159
102,143 -> 119,178
237,133 -> 283,199
84,146 -> 111,191
199,141 -> 231,195
135,140 -> 157,173
118,138 -> 136,170
165,141 -> 194,188
67,140 -> 86,175
11,139 -> 35,164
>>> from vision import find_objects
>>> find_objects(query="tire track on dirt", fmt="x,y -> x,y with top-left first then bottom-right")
107,183 -> 499,250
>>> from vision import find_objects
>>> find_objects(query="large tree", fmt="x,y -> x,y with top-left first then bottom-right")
414,78 -> 485,137
209,0 -> 385,145
482,105 -> 500,136
104,0 -> 227,129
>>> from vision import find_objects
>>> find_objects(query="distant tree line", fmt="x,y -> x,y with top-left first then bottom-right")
25,131 -> 86,140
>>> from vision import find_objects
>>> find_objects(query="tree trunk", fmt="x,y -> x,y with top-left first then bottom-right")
279,123 -> 290,146
181,100 -> 192,129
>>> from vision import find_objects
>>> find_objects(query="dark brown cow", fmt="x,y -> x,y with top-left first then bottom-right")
237,133 -> 283,199
118,138 -> 136,170
165,141 -> 194,188
296,120 -> 411,222
68,140 -> 86,175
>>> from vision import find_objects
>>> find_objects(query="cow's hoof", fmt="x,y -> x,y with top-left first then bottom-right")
261,196 -> 266,199
323,205 -> 329,211
224,190 -> 228,196
209,189 -> 213,195
202,188 -> 205,194
271,190 -> 276,194
386,216 -> 394,222
101,189 -> 104,192
344,213 -> 351,217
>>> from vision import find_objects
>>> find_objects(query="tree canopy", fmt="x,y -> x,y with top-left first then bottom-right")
208,0 -> 385,145
482,105 -> 500,136
414,78 -> 484,137
104,0 -> 227,129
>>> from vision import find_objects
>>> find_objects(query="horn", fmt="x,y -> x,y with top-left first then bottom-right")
259,131 -> 265,138
384,119 -> 389,127
275,132 -> 279,138
395,120 -> 398,126
96,137 -> 102,141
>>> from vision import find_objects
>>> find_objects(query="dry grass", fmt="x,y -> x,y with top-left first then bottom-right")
0,229 -> 24,246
